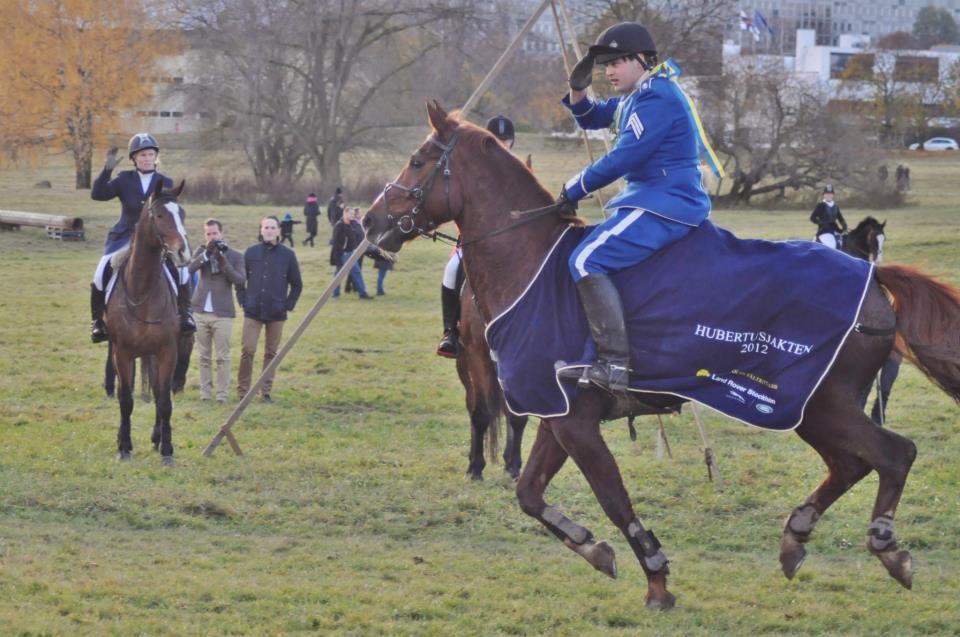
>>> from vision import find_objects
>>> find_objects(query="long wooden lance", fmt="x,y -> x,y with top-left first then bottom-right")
202,240 -> 373,457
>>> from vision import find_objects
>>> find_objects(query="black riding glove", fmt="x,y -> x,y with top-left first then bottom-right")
556,187 -> 579,217
104,146 -> 121,172
568,53 -> 595,92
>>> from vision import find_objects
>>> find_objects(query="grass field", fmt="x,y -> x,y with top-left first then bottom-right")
1,141 -> 959,636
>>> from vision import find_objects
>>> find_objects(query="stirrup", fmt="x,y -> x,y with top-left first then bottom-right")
582,361 -> 630,392
436,331 -> 458,358
180,315 -> 197,335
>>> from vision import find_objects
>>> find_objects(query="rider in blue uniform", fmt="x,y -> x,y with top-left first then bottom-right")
555,22 -> 719,391
89,133 -> 196,342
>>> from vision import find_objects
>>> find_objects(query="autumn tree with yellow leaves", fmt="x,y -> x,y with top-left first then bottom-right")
0,0 -> 178,188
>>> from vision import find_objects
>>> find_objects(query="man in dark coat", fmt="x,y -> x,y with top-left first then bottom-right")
327,187 -> 345,227
237,216 -> 303,402
302,193 -> 320,246
330,208 -> 373,299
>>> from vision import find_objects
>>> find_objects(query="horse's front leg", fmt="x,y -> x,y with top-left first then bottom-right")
550,395 -> 674,610
114,348 -> 135,461
154,345 -> 177,466
516,420 -> 617,579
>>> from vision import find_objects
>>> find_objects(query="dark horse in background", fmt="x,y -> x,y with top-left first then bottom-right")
456,281 -> 527,480
842,217 -> 901,424
105,180 -> 191,466
364,102 -> 960,608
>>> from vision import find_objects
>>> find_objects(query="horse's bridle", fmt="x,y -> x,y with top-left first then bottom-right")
380,128 -> 566,248
383,130 -> 462,239
148,197 -> 180,260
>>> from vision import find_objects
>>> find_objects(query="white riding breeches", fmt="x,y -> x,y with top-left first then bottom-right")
817,233 -> 838,250
442,248 -> 462,290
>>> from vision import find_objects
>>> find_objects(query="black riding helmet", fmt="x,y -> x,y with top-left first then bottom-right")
485,115 -> 515,143
589,22 -> 657,67
128,133 -> 160,159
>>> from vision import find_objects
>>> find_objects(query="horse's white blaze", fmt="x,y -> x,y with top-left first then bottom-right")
165,201 -> 191,258
876,234 -> 885,263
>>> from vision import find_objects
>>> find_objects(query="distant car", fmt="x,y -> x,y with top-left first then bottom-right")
909,137 -> 959,151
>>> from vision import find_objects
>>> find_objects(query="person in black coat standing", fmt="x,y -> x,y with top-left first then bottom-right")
237,216 -> 303,402
330,208 -> 373,299
327,187 -> 345,227
302,192 -> 320,246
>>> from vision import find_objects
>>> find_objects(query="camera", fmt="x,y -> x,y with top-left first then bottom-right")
213,240 -> 229,254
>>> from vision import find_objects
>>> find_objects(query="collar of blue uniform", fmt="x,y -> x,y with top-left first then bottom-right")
621,59 -> 725,179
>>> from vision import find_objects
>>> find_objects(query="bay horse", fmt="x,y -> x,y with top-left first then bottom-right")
457,279 -> 528,480
364,102 -> 960,608
842,217 -> 900,423
105,180 -> 191,466
842,216 -> 885,262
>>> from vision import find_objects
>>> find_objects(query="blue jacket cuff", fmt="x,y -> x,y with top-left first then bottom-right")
563,172 -> 588,201
561,94 -> 595,117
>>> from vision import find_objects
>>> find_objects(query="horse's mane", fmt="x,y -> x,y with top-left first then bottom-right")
432,113 -> 584,227
852,216 -> 882,234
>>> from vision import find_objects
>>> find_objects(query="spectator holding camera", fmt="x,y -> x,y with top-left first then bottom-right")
189,219 -> 246,403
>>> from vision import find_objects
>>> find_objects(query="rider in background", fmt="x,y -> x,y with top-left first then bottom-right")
436,115 -> 516,357
555,22 -> 720,390
89,133 -> 195,343
810,184 -> 847,249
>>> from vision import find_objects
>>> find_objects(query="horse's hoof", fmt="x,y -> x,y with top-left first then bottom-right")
117,451 -> 132,462
465,470 -> 483,482
161,455 -> 176,467
585,540 -> 618,579
780,536 -> 808,580
645,590 -> 676,610
875,548 -> 913,589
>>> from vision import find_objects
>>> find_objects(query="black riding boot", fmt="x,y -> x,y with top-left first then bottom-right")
560,274 -> 630,391
177,282 -> 196,335
90,283 -> 108,343
436,285 -> 460,358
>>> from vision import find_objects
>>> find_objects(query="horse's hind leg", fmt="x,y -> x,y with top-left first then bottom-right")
503,413 -> 528,480
779,427 -> 871,579
789,398 -> 917,588
114,348 -> 135,461
548,398 -> 674,609
515,420 -> 618,580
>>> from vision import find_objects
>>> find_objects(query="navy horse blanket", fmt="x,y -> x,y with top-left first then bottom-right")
484,221 -> 874,430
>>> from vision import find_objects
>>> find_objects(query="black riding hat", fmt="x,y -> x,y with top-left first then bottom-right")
823,184 -> 835,194
128,133 -> 160,159
589,22 -> 657,65
485,115 -> 515,142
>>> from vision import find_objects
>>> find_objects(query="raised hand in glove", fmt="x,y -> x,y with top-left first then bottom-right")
555,186 -> 579,217
568,53 -> 595,92
104,146 -> 121,171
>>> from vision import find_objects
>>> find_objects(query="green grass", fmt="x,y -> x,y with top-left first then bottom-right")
1,143 -> 959,635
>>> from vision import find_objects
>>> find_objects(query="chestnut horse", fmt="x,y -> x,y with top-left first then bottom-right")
105,180 -> 191,466
364,103 -> 960,608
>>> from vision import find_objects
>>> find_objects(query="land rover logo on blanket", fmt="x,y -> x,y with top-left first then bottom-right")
756,403 -> 774,414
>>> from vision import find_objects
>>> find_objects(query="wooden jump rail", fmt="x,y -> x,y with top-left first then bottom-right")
0,209 -> 85,240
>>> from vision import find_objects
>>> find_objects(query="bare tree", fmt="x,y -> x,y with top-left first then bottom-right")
181,0 -> 476,192
699,58 -> 892,206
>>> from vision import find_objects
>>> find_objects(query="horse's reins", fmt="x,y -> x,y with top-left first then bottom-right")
119,199 -> 177,323
381,127 -> 566,249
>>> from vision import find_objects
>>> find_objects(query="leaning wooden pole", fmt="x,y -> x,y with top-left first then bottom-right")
691,403 -> 722,487
555,0 -> 612,155
549,0 -> 606,215
460,0 -> 552,118
202,240 -> 372,457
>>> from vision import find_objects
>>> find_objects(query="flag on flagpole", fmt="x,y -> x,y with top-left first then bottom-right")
754,10 -> 775,35
739,10 -> 761,41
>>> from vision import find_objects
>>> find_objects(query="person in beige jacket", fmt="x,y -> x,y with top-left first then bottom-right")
188,218 -> 246,402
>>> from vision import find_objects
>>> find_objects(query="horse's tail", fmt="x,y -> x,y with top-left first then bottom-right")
876,264 -> 960,403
